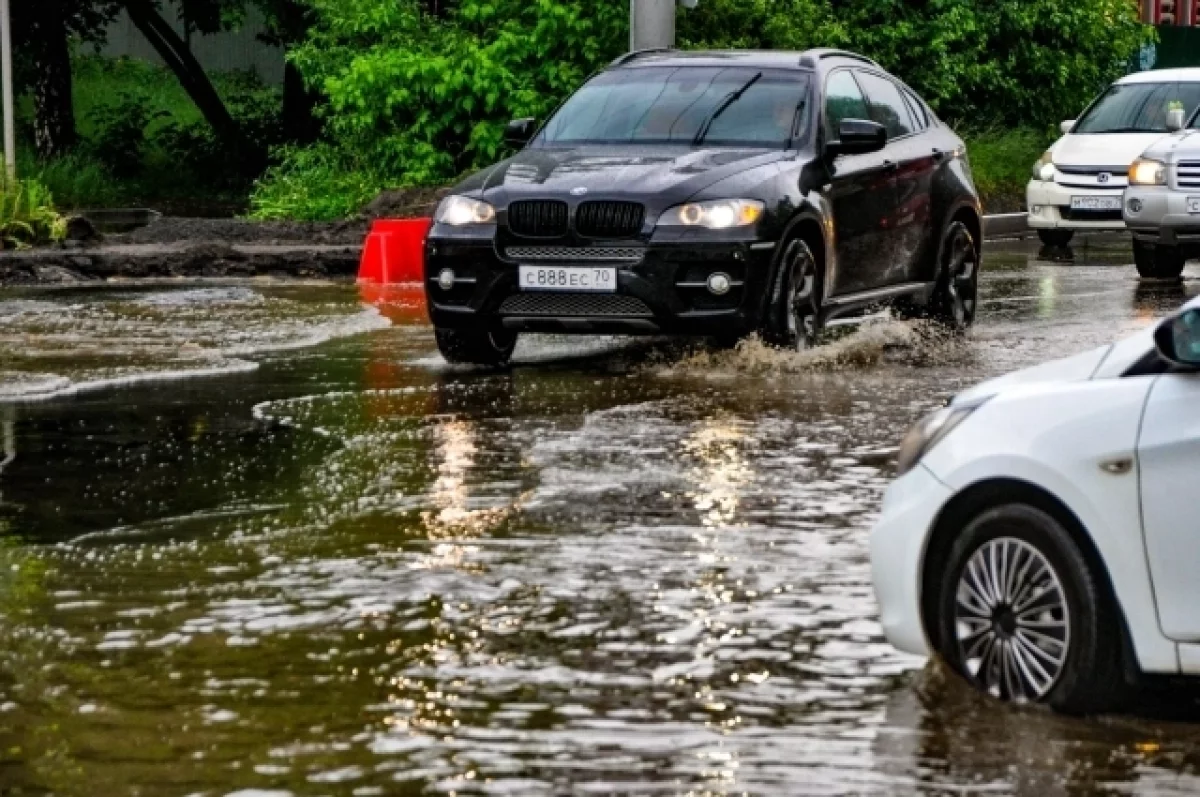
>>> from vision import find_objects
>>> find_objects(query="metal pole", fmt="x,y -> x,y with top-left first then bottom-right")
0,0 -> 14,183
631,0 -> 675,51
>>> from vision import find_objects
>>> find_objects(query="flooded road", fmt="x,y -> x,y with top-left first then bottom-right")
2,238 -> 1200,796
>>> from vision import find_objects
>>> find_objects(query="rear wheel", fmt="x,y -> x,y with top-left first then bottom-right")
935,504 -> 1126,715
929,220 -> 979,330
1133,239 -> 1186,281
761,237 -> 822,350
434,327 -> 517,366
1037,229 -> 1074,248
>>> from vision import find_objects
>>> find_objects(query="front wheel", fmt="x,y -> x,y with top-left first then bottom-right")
935,504 -> 1126,714
929,221 -> 979,330
1133,239 -> 1186,281
434,327 -> 518,366
761,237 -> 822,351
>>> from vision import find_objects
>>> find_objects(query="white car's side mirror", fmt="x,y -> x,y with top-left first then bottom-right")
1060,119 -> 1076,135
1155,308 -> 1200,369
1167,108 -> 1187,132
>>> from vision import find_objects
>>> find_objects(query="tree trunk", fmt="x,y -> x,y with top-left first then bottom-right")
28,4 -> 77,159
123,0 -> 242,150
281,61 -> 319,144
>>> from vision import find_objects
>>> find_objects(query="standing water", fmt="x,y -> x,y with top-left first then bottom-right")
1,242 -> 1200,795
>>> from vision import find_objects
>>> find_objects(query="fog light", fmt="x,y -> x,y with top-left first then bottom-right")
1128,198 -> 1143,214
437,268 -> 456,291
707,272 -> 732,295
1030,205 -> 1043,215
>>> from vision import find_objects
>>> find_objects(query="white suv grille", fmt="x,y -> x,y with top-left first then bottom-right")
1177,161 -> 1200,189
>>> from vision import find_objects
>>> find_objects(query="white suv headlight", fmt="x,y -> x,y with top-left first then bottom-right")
895,397 -> 990,476
658,199 -> 764,230
1129,158 -> 1167,187
435,196 -> 496,226
1032,150 -> 1054,181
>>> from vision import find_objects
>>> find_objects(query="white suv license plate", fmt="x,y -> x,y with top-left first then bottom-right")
1188,197 -> 1200,214
1070,196 -> 1122,211
519,265 -> 616,293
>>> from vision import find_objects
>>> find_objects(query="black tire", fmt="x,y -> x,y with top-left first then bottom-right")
1133,239 -> 1186,281
1037,229 -> 1074,248
434,327 -> 517,366
935,504 -> 1126,715
761,237 -> 822,350
929,220 -> 980,330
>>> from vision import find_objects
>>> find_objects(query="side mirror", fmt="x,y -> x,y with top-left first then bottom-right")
828,119 -> 887,157
1060,119 -> 1076,135
505,117 -> 537,147
1167,107 -> 1187,132
1154,308 -> 1200,369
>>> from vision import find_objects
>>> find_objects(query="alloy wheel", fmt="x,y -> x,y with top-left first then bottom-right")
785,243 -> 818,351
953,536 -> 1071,702
944,226 -> 978,328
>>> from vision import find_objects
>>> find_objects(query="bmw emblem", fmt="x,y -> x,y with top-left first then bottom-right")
1097,172 -> 1111,184
570,187 -> 589,196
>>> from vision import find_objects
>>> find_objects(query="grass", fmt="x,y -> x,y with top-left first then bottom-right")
963,127 -> 1055,214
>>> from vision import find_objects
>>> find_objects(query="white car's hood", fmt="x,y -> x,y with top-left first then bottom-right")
1052,132 -> 1167,168
953,345 -> 1113,405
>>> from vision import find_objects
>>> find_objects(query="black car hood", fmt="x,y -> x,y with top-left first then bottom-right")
460,146 -> 791,204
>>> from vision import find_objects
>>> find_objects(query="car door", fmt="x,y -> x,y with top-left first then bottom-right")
855,70 -> 936,289
1137,371 -> 1200,641
823,69 -> 898,297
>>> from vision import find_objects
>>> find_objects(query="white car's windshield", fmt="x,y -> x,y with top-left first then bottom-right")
535,67 -> 812,148
1075,81 -> 1200,134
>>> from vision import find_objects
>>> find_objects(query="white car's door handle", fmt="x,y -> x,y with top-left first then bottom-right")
1099,456 -> 1134,475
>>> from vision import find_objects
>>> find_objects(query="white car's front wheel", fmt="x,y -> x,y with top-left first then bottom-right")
935,504 -> 1127,714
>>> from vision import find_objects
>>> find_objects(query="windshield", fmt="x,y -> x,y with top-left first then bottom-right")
535,67 -> 812,148
1074,82 -> 1200,134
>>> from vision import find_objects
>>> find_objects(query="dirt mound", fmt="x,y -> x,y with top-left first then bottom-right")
108,217 -> 369,247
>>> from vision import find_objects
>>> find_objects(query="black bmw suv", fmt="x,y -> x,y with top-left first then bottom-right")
425,48 -> 982,365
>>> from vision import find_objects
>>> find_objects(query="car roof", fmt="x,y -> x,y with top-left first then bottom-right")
1117,68 -> 1200,84
610,48 -> 880,72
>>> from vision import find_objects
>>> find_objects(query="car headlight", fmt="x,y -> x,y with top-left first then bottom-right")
895,397 -> 990,477
435,195 -> 496,226
1032,150 -> 1055,181
1129,158 -> 1167,186
658,199 -> 764,230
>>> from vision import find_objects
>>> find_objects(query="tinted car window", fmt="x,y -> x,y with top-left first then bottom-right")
857,71 -> 916,138
537,67 -> 812,147
902,88 -> 929,130
825,70 -> 871,137
1076,82 -> 1200,134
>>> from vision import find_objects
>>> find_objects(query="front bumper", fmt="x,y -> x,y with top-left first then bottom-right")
869,464 -> 954,657
424,232 -> 778,336
1125,184 -> 1200,249
1026,179 -> 1126,231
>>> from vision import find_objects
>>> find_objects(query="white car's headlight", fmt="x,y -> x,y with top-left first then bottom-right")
895,398 -> 990,477
435,195 -> 496,226
1032,150 -> 1054,181
658,199 -> 764,230
1129,158 -> 1167,187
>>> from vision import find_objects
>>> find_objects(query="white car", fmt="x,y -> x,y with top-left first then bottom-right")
1028,68 -> 1200,248
871,298 -> 1200,714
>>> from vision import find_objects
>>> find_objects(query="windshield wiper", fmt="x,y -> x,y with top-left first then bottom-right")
692,72 -> 763,146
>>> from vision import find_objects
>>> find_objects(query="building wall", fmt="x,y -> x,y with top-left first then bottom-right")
100,0 -> 286,85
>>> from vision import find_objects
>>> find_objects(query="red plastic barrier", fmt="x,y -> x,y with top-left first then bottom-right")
357,217 -> 432,285
359,282 -> 428,326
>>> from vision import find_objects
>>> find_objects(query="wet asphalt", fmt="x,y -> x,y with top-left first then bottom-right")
1,235 -> 1200,795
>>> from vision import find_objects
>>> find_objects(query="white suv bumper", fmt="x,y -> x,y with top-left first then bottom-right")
1124,183 -> 1200,246
1027,179 -> 1126,231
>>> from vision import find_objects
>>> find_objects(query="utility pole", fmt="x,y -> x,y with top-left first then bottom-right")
0,0 -> 14,183
630,0 -> 676,51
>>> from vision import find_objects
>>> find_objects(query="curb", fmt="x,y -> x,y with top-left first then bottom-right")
982,212 -> 1029,240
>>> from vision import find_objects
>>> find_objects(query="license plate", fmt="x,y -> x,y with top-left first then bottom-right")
1070,195 -> 1122,211
1188,197 -> 1200,214
519,266 -> 616,292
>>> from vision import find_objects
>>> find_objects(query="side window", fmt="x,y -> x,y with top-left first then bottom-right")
856,71 -> 916,139
902,88 -> 929,131
825,70 -> 870,138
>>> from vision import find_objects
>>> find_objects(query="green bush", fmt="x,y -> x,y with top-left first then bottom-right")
964,127 -> 1055,211
18,150 -> 120,209
0,178 -> 66,249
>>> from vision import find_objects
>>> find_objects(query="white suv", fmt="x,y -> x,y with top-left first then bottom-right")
1028,69 -> 1200,248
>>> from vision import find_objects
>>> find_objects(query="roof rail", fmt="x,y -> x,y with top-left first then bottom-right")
800,49 -> 880,68
610,47 -> 674,67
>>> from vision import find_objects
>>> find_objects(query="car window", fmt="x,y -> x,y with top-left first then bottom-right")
1076,82 -> 1200,134
825,70 -> 870,138
536,67 -> 812,148
856,71 -> 916,139
902,88 -> 929,130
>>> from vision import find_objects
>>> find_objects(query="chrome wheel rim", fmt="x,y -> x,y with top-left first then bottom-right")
944,228 -> 977,327
954,537 -> 1070,702
785,245 -> 817,350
